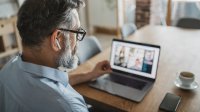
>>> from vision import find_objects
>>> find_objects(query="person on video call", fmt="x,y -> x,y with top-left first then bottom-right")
0,0 -> 112,112
118,46 -> 127,67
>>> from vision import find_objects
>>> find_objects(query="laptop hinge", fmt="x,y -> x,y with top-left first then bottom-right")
111,69 -> 155,82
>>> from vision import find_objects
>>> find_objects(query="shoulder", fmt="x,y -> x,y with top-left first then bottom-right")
22,82 -> 88,112
0,56 -> 21,82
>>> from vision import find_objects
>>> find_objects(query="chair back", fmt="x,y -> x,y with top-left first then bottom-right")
121,23 -> 137,40
176,18 -> 200,29
77,36 -> 102,64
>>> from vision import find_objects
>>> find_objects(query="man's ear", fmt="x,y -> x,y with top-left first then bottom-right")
50,30 -> 62,51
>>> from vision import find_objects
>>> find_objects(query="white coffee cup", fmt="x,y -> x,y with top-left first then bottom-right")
179,71 -> 195,86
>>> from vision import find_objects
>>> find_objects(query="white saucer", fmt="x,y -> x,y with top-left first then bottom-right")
174,79 -> 199,90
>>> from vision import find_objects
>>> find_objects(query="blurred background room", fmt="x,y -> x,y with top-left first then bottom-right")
1,0 -> 200,70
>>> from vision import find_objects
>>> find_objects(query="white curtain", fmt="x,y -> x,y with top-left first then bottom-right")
124,0 -> 136,24
150,0 -> 168,25
171,2 -> 200,25
150,0 -> 200,26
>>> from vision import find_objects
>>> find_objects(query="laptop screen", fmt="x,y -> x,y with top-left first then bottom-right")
110,39 -> 160,79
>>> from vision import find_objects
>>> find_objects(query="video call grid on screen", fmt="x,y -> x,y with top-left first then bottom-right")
110,41 -> 160,79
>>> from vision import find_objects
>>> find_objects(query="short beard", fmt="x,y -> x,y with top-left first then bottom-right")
57,37 -> 79,70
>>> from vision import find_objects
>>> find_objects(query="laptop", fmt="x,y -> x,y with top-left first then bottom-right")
89,39 -> 161,102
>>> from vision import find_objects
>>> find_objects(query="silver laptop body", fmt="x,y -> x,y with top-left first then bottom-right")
89,39 -> 161,102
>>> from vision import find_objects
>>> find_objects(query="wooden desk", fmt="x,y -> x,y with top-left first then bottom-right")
71,25 -> 200,112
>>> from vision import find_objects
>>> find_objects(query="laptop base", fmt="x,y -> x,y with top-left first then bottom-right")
89,74 -> 153,102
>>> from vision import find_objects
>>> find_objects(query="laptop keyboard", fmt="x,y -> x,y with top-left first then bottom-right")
105,75 -> 147,90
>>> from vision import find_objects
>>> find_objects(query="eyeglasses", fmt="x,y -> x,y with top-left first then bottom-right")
58,27 -> 86,41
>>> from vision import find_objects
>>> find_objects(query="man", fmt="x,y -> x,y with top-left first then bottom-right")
0,0 -> 112,112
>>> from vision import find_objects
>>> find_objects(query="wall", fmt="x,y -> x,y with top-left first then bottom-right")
0,0 -> 19,18
88,0 -> 118,28
79,5 -> 88,31
81,0 -> 125,35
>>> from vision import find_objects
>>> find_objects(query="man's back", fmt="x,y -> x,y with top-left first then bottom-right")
0,56 -> 88,112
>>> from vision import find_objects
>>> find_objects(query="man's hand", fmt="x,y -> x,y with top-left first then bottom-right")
90,60 -> 112,80
69,60 -> 112,85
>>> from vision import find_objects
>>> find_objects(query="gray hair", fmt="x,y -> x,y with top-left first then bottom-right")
17,0 -> 84,47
